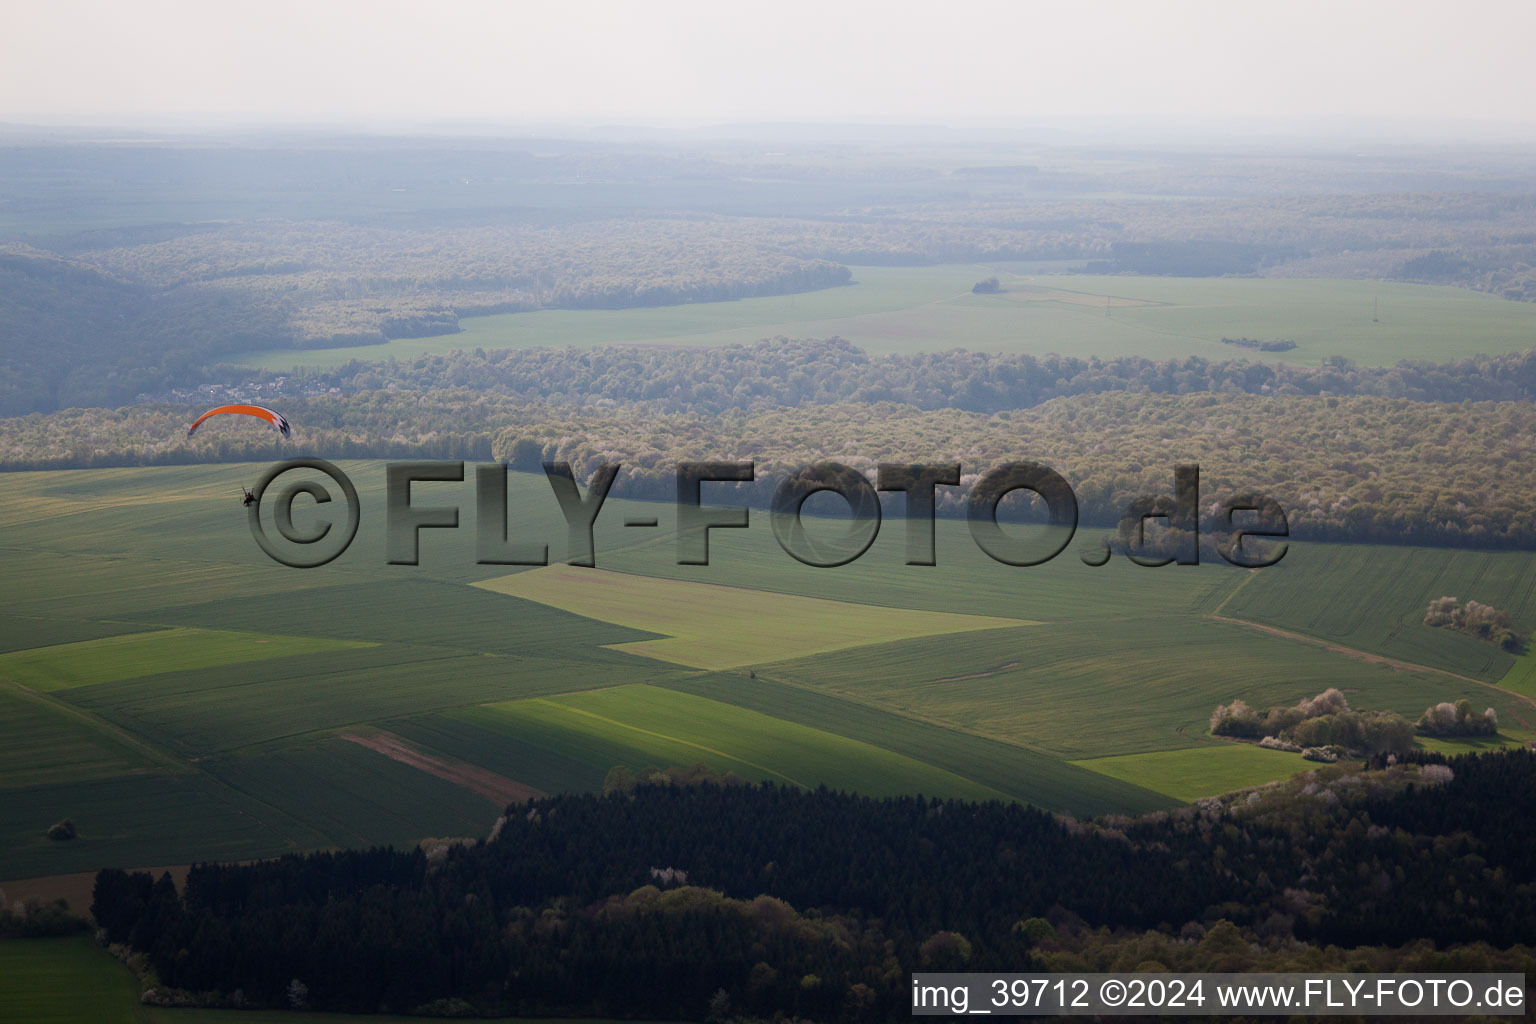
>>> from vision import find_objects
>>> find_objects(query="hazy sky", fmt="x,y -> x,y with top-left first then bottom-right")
4,0 -> 1534,130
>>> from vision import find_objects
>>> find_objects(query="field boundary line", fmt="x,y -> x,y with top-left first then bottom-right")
1208,614 -> 1536,710
0,679 -> 189,774
1210,569 -> 1258,617
661,672 -> 1177,810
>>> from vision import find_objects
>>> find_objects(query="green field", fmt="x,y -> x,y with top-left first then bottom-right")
0,628 -> 372,692
0,686 -> 159,790
1070,744 -> 1316,802
0,937 -> 141,1024
1414,732 -> 1531,755
753,615 -> 1531,760
229,266 -> 1536,370
1499,652 -> 1536,699
648,673 -> 1178,815
1218,544 -> 1536,717
1,461 -> 1532,887
459,684 -> 1010,800
475,563 -> 1033,669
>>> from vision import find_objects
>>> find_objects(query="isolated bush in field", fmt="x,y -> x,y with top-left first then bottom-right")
1423,597 -> 1526,651
1424,596 -> 1460,627
1463,601 -> 1525,650
1222,337 -> 1297,352
1416,699 -> 1499,737
46,818 -> 76,841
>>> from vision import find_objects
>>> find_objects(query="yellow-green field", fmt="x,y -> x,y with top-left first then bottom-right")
473,564 -> 1034,669
1070,744 -> 1316,801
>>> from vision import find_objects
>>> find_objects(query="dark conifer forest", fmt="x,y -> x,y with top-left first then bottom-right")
92,751 -> 1536,1019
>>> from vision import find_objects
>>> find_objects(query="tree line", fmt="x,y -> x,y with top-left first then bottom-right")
305,338 -> 1536,413
1209,688 -> 1489,760
8,378 -> 1536,549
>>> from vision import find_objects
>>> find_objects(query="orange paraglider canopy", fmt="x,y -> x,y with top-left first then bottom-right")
186,404 -> 291,439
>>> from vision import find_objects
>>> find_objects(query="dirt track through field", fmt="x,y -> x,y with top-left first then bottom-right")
342,731 -> 541,806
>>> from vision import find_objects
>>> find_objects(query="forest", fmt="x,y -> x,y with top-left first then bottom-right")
6,345 -> 1536,548
88,749 -> 1536,1019
0,239 -> 848,414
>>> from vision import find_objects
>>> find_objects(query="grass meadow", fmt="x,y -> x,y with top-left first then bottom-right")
1069,744 -> 1315,802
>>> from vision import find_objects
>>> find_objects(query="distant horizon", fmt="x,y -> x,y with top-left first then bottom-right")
3,112 -> 1534,148
5,0 -> 1535,141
